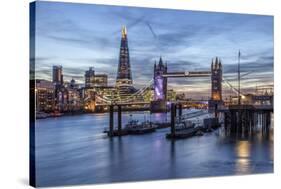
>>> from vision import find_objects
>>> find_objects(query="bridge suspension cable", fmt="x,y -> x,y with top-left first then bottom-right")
222,76 -> 245,97
117,79 -> 154,102
93,79 -> 154,104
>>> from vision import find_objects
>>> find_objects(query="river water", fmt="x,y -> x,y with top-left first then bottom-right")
35,110 -> 273,187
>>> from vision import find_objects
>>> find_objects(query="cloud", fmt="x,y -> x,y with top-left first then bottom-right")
223,55 -> 273,74
34,2 -> 274,96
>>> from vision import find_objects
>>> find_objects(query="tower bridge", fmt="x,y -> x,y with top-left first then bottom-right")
95,27 -> 272,115
152,56 -> 222,112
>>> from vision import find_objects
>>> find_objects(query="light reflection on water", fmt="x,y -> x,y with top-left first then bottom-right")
35,110 -> 273,187
235,141 -> 251,174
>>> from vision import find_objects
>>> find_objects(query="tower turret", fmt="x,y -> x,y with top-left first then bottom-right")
209,57 -> 223,113
211,57 -> 222,101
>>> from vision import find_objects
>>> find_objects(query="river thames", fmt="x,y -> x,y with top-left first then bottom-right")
35,110 -> 273,187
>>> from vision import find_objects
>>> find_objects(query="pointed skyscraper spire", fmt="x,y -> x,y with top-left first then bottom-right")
121,25 -> 127,38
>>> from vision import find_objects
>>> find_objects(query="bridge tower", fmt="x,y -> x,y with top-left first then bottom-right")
153,57 -> 167,101
151,57 -> 168,112
209,57 -> 223,112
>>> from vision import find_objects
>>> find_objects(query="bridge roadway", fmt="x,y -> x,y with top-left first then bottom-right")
162,71 -> 211,78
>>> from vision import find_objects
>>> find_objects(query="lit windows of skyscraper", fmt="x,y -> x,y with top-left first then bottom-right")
85,67 -> 95,88
35,79 -> 55,112
52,65 -> 63,86
116,26 -> 133,91
93,74 -> 107,87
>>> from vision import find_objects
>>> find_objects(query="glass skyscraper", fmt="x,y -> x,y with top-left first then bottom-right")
116,26 -> 133,93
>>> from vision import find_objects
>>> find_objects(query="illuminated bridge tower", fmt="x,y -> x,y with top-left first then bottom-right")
151,57 -> 167,112
116,26 -> 134,95
154,57 -> 167,100
209,57 -> 223,112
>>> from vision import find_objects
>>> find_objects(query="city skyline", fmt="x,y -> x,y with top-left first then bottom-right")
34,1 -> 273,97
30,3 -> 274,187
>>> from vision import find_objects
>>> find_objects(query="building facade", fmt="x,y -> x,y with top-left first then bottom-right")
35,79 -> 55,112
85,67 -> 95,88
67,88 -> 82,111
167,89 -> 176,101
52,65 -> 63,86
85,67 -> 108,88
92,74 -> 107,87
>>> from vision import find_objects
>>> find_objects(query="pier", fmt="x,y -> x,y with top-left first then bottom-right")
106,102 -> 274,140
108,104 -> 129,137
107,103 -> 160,137
222,105 -> 273,137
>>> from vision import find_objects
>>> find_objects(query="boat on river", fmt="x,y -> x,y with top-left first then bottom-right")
153,122 -> 170,129
166,120 -> 203,139
175,120 -> 195,131
125,120 -> 157,134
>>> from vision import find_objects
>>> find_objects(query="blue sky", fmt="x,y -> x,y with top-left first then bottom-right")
34,1 -> 273,98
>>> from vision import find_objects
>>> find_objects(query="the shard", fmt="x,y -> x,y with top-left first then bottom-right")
116,26 -> 133,91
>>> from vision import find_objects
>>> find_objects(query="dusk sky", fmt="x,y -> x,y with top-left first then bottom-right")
34,1 -> 273,98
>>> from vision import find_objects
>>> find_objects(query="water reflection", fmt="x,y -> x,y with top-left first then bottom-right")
235,141 -> 251,174
35,111 -> 273,187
